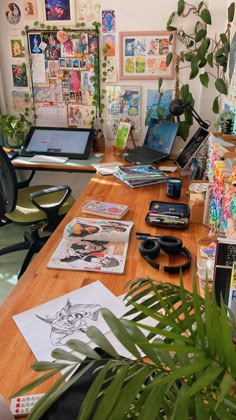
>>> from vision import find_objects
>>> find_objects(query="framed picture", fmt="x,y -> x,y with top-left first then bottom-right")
43,0 -> 75,26
119,31 -> 175,80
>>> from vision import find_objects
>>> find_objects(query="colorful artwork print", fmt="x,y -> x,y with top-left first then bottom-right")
23,0 -> 37,20
61,36 -> 74,57
106,85 -> 141,140
77,1 -> 101,25
33,87 -> 51,102
106,57 -> 117,82
68,104 -> 95,127
28,33 -> 42,54
6,3 -> 21,25
10,39 -> 25,57
44,0 -> 71,21
145,89 -> 173,125
119,31 -> 175,80
102,34 -> 115,57
12,91 -> 30,112
12,63 -> 28,87
73,33 -> 88,56
102,10 -> 115,33
114,121 -> 131,149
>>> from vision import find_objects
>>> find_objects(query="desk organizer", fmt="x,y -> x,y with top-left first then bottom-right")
145,201 -> 190,229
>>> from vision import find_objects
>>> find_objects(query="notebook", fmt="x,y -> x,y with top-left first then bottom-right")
120,118 -> 179,165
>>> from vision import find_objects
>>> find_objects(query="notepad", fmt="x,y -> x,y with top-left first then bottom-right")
30,155 -> 69,163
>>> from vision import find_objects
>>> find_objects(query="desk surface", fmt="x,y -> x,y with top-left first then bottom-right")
0,149 -> 208,406
11,151 -> 102,173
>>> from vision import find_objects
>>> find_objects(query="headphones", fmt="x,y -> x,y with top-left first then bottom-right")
139,235 -> 191,274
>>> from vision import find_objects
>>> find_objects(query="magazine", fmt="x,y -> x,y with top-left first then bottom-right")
47,217 -> 133,274
82,200 -> 129,219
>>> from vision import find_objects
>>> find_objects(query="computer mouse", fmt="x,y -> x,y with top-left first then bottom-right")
94,153 -> 104,158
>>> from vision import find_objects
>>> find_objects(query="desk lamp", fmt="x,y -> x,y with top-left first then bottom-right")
169,98 -> 210,129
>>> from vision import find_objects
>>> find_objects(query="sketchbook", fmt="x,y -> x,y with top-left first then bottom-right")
82,200 -> 129,219
47,217 -> 133,274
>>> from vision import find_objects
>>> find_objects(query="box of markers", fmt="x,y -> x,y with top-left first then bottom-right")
145,200 -> 190,229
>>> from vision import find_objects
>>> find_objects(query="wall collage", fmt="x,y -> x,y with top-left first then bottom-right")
5,0 -> 175,139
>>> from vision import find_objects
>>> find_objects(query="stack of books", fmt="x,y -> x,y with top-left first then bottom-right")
114,164 -> 167,188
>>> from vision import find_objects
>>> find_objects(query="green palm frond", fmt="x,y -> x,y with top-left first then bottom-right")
14,277 -> 236,419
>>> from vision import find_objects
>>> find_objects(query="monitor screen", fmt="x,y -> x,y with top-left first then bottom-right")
175,127 -> 209,170
20,126 -> 95,159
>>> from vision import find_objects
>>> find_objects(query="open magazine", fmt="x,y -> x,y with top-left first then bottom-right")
47,217 -> 134,274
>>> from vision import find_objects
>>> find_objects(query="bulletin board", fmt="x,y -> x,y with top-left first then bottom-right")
27,28 -> 100,128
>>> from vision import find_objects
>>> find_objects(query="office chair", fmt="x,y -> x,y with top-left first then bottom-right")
0,146 -> 75,279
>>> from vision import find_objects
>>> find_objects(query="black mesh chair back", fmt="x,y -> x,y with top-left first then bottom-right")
0,146 -> 18,215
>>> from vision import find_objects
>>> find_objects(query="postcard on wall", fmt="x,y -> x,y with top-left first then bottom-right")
23,0 -> 38,20
43,0 -> 75,26
102,10 -> 115,33
13,281 -> 127,361
35,103 -> 68,127
11,63 -> 28,87
31,54 -> 47,84
5,3 -> 22,27
10,38 -> 25,58
77,1 -> 101,26
12,91 -> 30,112
47,217 -> 133,273
102,34 -> 115,57
106,57 -> 117,82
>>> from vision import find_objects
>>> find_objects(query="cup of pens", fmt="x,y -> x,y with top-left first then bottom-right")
166,178 -> 182,199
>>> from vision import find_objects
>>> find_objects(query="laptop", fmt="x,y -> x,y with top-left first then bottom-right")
120,118 -> 179,165
19,126 -> 95,160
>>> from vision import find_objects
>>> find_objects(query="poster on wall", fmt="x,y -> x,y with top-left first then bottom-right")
106,85 -> 141,140
43,0 -> 75,26
119,31 -> 175,80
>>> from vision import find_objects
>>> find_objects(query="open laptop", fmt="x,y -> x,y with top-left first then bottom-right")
120,118 -> 179,165
19,126 -> 95,160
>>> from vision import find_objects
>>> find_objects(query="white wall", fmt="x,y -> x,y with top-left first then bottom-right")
0,0 -> 230,196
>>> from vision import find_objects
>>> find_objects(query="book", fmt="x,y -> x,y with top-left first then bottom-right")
116,176 -> 167,189
82,200 -> 129,219
115,164 -> 167,180
213,238 -> 236,306
47,217 -> 133,274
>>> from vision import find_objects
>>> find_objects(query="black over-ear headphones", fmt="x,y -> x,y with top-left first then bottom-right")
139,235 -> 191,274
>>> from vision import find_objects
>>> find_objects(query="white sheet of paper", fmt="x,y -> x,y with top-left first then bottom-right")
13,281 -> 127,362
32,54 -> 47,84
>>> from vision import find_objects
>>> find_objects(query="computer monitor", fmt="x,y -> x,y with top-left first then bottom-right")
20,126 -> 95,159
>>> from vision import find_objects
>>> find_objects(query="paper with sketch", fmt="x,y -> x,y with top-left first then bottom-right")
13,281 -> 127,362
47,217 -> 133,274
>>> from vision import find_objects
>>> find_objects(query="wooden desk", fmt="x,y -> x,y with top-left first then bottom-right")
0,149 -> 208,406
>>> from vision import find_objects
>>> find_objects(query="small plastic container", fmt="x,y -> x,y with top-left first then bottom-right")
197,267 -> 213,297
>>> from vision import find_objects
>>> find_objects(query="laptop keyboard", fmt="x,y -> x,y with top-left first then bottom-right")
122,148 -> 165,164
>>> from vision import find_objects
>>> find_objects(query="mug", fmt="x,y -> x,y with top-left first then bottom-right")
166,177 -> 182,198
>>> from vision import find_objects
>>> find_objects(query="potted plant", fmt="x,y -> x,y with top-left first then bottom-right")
0,112 -> 32,148
214,109 -> 235,134
14,276 -> 236,419
166,1 -> 235,141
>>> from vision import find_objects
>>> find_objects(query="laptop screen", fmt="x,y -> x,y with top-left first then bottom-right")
20,126 -> 95,159
143,118 -> 179,155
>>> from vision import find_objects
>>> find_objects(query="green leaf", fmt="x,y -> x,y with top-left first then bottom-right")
167,12 -> 175,26
86,326 -> 120,358
102,308 -> 141,359
167,25 -> 177,32
185,53 -> 194,62
190,66 -> 199,79
11,368 -> 62,398
207,52 -> 214,67
200,9 -> 212,25
228,2 -> 235,22
51,348 -> 83,363
166,52 -> 173,66
158,78 -> 163,91
183,362 -> 224,398
198,1 -> 204,13
213,96 -> 220,113
66,339 -> 102,360
195,29 -> 207,43
215,78 -> 228,94
200,72 -> 209,87
177,0 -> 185,16
220,33 -> 228,44
177,122 -> 191,141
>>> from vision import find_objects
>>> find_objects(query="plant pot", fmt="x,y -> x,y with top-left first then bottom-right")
6,132 -> 25,148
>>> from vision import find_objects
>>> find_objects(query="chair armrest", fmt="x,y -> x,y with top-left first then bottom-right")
30,185 -> 72,228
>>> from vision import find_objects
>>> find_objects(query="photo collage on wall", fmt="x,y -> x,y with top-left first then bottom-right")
28,29 -> 99,127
